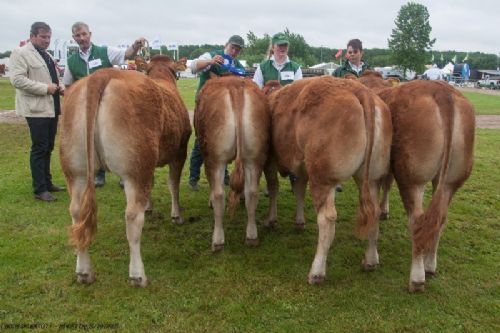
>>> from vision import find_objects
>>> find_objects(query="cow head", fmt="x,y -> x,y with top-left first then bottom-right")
262,80 -> 281,95
135,56 -> 148,73
344,73 -> 358,80
359,70 -> 397,92
145,55 -> 188,82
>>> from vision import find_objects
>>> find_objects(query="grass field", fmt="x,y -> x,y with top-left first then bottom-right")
1,76 -> 500,114
0,117 -> 499,332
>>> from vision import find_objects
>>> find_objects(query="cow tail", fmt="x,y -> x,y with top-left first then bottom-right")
411,90 -> 455,253
70,73 -> 111,251
355,90 -> 378,238
228,84 -> 245,218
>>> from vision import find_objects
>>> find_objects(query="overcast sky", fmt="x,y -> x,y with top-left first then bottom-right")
1,0 -> 498,55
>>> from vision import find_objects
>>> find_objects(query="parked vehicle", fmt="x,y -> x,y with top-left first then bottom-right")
476,75 -> 500,89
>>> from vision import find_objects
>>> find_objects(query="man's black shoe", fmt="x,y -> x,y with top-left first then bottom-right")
35,191 -> 56,202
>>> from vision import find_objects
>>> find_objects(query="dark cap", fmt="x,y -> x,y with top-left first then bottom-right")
272,32 -> 289,45
227,35 -> 244,48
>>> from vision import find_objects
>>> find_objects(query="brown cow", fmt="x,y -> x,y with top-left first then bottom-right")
194,76 -> 270,251
264,76 -> 392,284
359,71 -> 475,292
0,64 -> 5,75
60,55 -> 191,287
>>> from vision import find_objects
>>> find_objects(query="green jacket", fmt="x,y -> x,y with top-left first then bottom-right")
197,50 -> 245,94
67,44 -> 112,81
333,61 -> 369,78
259,59 -> 300,86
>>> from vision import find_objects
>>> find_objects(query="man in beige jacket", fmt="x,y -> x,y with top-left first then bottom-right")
10,22 -> 65,202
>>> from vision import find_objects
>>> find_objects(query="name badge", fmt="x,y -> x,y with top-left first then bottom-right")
280,71 -> 294,81
88,58 -> 103,69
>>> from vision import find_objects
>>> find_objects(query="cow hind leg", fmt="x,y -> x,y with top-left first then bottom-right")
69,177 -> 96,284
362,180 -> 381,271
124,182 -> 149,287
308,186 -> 337,284
207,163 -> 226,252
400,184 -> 427,292
293,172 -> 308,230
379,173 -> 393,220
423,185 -> 456,277
262,160 -> 278,227
244,164 -> 261,247
168,158 -> 185,224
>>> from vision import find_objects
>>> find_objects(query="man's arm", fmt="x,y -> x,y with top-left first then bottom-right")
62,66 -> 74,88
124,38 -> 146,60
189,52 -> 224,74
9,48 -> 50,95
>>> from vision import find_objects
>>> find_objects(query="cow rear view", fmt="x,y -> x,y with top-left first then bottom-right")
194,76 -> 270,251
265,76 -> 392,284
375,80 -> 475,292
60,56 -> 191,287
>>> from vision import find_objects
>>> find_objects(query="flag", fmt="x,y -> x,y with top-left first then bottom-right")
452,55 -> 457,63
463,53 -> 469,62
167,42 -> 178,51
151,36 -> 162,50
334,49 -> 342,59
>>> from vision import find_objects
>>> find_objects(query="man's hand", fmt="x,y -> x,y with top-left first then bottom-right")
133,38 -> 146,51
212,55 -> 224,65
47,83 -> 58,95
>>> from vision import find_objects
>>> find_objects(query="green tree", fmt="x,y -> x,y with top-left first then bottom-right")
388,2 -> 435,78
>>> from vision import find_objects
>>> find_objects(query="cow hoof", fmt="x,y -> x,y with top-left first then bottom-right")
171,216 -> 183,225
145,200 -> 153,212
408,281 -> 425,293
245,238 -> 259,247
212,243 -> 224,252
362,260 -> 378,272
76,272 -> 95,284
129,276 -> 148,287
308,274 -> 325,285
263,219 -> 277,228
379,212 -> 389,220
295,222 -> 305,231
425,271 -> 437,279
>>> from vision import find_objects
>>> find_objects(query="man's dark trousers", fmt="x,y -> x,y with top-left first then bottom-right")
26,116 -> 58,194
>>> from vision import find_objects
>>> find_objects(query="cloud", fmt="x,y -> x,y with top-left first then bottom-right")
1,0 -> 498,54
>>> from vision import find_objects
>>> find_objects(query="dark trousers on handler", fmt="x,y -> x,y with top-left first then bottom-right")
26,116 -> 58,195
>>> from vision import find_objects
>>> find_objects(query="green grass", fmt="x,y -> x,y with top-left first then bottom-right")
462,91 -> 500,115
0,77 -> 15,110
0,122 -> 499,332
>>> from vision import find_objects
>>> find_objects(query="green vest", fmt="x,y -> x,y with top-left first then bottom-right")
333,61 -> 369,78
67,44 -> 113,81
196,50 -> 245,94
260,59 -> 300,86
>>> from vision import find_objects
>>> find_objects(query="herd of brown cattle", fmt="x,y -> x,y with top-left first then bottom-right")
60,56 -> 475,292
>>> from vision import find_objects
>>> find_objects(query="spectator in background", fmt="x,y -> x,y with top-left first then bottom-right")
423,64 -> 444,80
9,22 -> 65,201
333,38 -> 369,78
252,32 -> 302,88
63,21 -> 145,187
187,35 -> 245,191
253,32 -> 302,191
